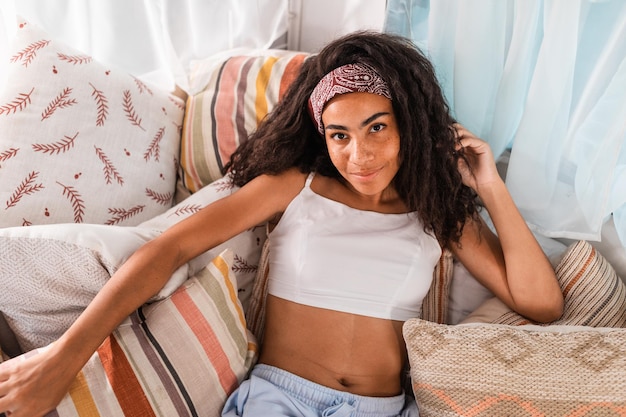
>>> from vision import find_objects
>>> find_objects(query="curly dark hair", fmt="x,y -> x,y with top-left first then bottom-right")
224,31 -> 478,246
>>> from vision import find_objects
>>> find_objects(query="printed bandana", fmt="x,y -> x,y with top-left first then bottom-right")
308,63 -> 392,135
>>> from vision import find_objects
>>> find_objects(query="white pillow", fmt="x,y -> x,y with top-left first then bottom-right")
0,175 -> 267,352
139,174 -> 268,311
0,17 -> 184,227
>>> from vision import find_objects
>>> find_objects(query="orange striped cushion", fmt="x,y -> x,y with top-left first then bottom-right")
28,249 -> 257,416
464,240 -> 626,327
179,51 -> 309,193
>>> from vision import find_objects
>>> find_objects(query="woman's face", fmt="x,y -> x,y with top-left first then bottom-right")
322,92 -> 401,201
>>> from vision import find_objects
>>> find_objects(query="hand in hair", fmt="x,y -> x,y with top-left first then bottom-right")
453,123 -> 501,193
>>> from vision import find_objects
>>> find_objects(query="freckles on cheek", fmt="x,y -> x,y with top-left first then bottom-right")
325,142 -> 342,162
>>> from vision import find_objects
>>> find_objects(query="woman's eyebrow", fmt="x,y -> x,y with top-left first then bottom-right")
361,112 -> 390,127
324,112 -> 390,131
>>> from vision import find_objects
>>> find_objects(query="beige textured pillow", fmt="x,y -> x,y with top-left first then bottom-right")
6,250 -> 257,417
463,240 -> 626,327
0,175 -> 266,351
404,318 -> 626,416
0,18 -> 184,227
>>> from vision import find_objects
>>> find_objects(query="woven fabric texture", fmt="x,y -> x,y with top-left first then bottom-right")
404,319 -> 626,416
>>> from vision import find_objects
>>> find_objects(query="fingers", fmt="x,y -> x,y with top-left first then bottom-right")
452,124 -> 495,160
453,124 -> 480,144
452,123 -> 479,155
0,359 -> 39,417
0,362 -> 14,416
452,123 -> 472,138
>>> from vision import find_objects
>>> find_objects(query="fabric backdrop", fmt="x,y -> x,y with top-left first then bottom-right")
2,0 -> 624,250
384,0 -> 626,249
0,0 -> 289,93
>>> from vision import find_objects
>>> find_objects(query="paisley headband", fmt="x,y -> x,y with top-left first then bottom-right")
308,63 -> 392,135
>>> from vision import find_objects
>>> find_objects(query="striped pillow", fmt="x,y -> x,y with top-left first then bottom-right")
179,51 -> 309,193
463,240 -> 626,327
420,249 -> 454,324
9,250 -> 257,417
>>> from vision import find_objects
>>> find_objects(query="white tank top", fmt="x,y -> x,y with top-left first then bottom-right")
267,173 -> 442,321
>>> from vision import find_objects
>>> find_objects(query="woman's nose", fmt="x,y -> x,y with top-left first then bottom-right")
348,138 -> 373,163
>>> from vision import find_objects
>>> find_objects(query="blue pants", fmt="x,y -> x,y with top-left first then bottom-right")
222,364 -> 419,417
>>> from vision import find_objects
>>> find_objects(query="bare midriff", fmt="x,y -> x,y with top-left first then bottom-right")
258,295 -> 407,397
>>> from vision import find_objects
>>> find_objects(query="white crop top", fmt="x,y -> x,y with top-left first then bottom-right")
267,173 -> 442,321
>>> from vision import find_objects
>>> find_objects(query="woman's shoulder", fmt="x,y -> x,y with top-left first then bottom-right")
245,168 -> 308,187
242,168 -> 309,209
268,167 -> 310,188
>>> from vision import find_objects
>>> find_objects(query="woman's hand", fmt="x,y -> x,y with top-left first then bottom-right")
454,123 -> 501,192
0,344 -> 75,417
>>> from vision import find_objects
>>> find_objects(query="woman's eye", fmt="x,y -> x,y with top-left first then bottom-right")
370,123 -> 386,133
330,132 -> 347,140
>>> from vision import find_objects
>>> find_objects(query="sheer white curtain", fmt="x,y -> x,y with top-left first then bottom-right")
0,0 -> 288,93
385,0 -> 626,248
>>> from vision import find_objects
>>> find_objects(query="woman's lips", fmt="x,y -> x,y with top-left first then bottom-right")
350,168 -> 381,181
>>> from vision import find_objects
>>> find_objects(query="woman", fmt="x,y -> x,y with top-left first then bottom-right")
0,31 -> 563,417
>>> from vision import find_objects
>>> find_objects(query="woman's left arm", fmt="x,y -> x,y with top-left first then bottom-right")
450,124 -> 564,323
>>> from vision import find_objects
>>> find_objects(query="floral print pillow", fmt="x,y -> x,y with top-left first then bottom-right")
0,18 -> 185,227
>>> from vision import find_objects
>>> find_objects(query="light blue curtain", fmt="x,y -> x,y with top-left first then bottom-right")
384,0 -> 626,247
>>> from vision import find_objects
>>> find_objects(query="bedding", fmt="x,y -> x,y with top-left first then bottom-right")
462,240 -> 626,327
0,174 -> 266,353
0,18 -> 185,228
1,12 -> 626,416
0,250 -> 257,417
180,49 -> 309,192
405,239 -> 626,416
404,319 -> 626,417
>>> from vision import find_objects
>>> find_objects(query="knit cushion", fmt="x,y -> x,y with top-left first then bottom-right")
0,18 -> 184,227
179,50 -> 309,192
0,175 -> 266,352
462,240 -> 626,327
404,319 -> 626,416
3,250 -> 257,417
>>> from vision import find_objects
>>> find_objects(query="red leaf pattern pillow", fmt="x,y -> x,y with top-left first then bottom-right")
0,19 -> 185,227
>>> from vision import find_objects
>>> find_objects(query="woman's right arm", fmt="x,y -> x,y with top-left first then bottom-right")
0,169 -> 307,417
